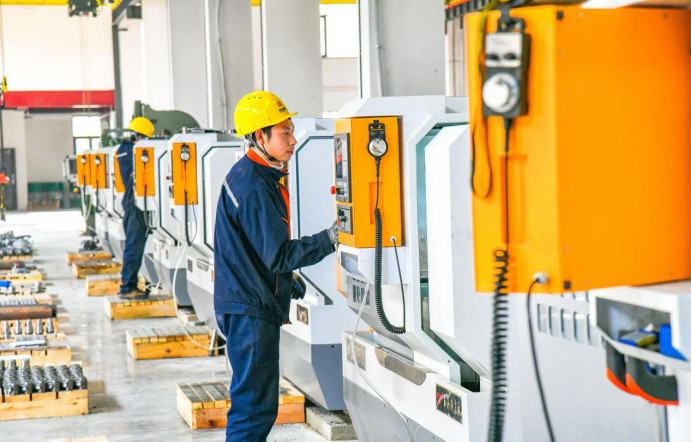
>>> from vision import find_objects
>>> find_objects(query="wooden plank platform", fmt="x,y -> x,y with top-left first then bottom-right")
65,251 -> 112,265
0,270 -> 43,283
0,361 -> 88,422
0,335 -> 71,365
176,378 -> 305,430
86,274 -> 122,296
72,260 -> 122,279
105,294 -> 176,320
126,326 -> 219,360
0,255 -> 33,263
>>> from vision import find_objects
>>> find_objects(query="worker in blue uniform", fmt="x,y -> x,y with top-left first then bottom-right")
117,117 -> 155,300
214,91 -> 339,441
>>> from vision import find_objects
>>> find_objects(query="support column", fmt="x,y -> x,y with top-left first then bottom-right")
359,0 -> 445,97
204,0 -> 254,130
261,0 -> 323,118
167,0 -> 254,128
167,0 -> 208,126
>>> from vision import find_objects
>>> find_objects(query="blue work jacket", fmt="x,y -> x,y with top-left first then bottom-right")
116,139 -> 135,213
213,150 -> 334,325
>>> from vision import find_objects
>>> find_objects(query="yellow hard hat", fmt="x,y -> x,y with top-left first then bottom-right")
234,91 -> 298,137
128,117 -> 154,138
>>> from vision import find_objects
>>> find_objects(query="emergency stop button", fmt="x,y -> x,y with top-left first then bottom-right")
330,186 -> 342,195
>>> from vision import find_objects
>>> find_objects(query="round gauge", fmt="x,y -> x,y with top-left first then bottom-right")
180,149 -> 190,162
141,152 -> 149,163
80,156 -> 86,164
94,156 -> 101,165
368,138 -> 388,158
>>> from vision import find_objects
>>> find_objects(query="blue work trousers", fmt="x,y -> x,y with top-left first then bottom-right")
120,206 -> 148,292
216,312 -> 280,442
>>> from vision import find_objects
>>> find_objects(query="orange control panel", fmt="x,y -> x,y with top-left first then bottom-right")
76,154 -> 91,187
90,153 -> 108,190
172,142 -> 198,205
135,147 -> 156,197
333,116 -> 403,249
466,6 -> 691,294
113,151 -> 125,193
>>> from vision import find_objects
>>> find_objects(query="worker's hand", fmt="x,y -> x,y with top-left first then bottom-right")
327,221 -> 339,245
291,273 -> 306,300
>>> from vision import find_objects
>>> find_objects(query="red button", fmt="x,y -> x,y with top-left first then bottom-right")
330,186 -> 337,195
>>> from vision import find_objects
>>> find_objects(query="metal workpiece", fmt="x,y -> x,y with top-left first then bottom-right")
57,364 -> 74,391
30,281 -> 45,293
79,237 -> 102,252
69,363 -> 87,389
44,365 -> 58,392
2,320 -> 9,338
14,319 -> 21,335
45,318 -> 54,334
36,318 -> 44,335
0,231 -> 33,257
25,318 -> 33,335
30,366 -> 46,393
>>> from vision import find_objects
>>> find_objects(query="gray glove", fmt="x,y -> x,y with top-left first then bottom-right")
327,221 -> 339,245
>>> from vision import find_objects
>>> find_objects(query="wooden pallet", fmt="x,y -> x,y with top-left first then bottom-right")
126,326 -> 219,360
86,274 -> 122,296
1,317 -> 60,337
0,270 -> 43,283
0,255 -> 33,263
0,335 -> 71,365
72,260 -> 122,279
65,251 -> 112,265
176,378 -> 305,430
105,294 -> 176,320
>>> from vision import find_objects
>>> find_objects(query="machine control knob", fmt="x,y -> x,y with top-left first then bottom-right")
482,72 -> 519,114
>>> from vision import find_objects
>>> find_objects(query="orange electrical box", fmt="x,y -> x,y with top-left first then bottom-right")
466,6 -> 691,294
172,142 -> 197,205
134,147 -> 156,197
90,153 -> 108,190
334,117 -> 403,248
76,154 -> 91,187
113,152 -> 125,193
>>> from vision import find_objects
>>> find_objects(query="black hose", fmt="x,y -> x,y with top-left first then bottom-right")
487,118 -> 513,442
373,160 -> 404,335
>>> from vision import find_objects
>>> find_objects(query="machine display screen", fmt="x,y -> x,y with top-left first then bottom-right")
334,133 -> 351,202
335,134 -> 345,179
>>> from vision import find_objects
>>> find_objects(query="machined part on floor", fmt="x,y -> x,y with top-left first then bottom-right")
36,318 -> 44,335
46,318 -> 54,334
25,318 -> 33,335
14,320 -> 21,335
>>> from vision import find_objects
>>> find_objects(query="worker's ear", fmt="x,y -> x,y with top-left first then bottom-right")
255,129 -> 266,146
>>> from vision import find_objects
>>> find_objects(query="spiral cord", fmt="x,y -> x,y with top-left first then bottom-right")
488,248 -> 510,442
487,118 -> 513,442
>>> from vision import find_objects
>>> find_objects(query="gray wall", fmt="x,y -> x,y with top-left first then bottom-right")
0,110 -> 29,211
25,114 -> 74,183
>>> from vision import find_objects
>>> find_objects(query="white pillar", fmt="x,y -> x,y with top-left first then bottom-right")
261,0 -> 323,118
167,0 -> 254,128
359,0 -> 445,97
168,0 -> 208,126
205,0 -> 255,130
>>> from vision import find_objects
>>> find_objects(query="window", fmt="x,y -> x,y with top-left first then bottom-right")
72,115 -> 102,154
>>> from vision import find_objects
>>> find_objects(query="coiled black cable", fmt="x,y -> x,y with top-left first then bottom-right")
184,191 -> 192,247
373,159 -> 405,335
487,118 -> 512,442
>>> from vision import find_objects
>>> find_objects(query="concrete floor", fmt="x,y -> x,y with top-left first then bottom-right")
1,210 -> 355,442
